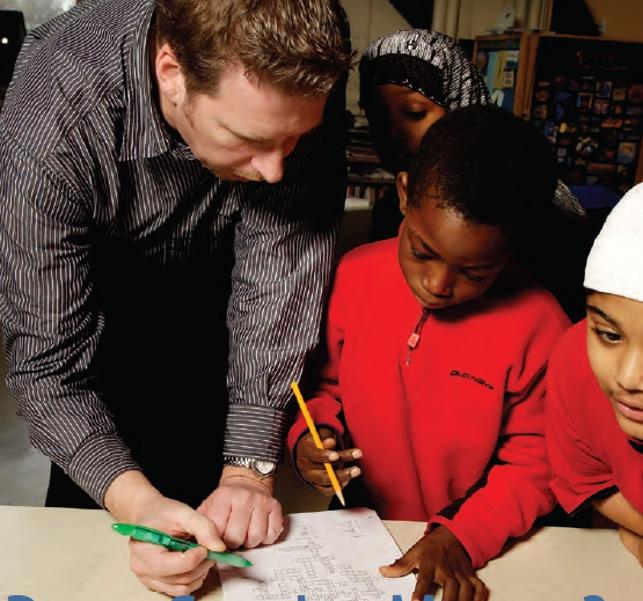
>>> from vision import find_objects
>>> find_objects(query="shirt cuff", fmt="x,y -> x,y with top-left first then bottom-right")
428,515 -> 482,567
67,432 -> 141,507
571,485 -> 620,516
223,403 -> 290,462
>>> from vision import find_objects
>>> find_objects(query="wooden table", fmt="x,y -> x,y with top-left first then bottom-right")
0,506 -> 640,600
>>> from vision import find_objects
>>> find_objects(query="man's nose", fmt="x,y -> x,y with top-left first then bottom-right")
251,149 -> 285,184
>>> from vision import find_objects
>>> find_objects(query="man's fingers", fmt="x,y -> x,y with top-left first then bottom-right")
184,508 -> 226,552
199,495 -> 232,541
265,505 -> 284,545
159,559 -> 214,586
245,506 -> 268,549
222,501 -> 253,549
131,543 -> 207,578
145,575 -> 206,598
124,494 -> 232,597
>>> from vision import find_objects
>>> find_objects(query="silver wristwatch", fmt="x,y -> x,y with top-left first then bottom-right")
223,456 -> 278,479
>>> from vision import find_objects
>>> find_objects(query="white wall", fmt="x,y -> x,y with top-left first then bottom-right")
0,0 -> 75,30
437,0 -> 549,40
342,0 -> 412,113
464,0 -> 508,38
585,0 -> 643,41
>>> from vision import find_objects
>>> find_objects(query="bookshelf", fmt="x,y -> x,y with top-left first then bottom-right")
346,118 -> 395,207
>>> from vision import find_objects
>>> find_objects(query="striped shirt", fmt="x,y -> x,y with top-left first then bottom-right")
0,0 -> 345,505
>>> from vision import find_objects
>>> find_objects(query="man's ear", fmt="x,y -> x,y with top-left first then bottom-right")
155,42 -> 186,105
397,171 -> 409,215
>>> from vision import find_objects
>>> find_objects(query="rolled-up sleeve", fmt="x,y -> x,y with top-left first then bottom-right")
224,120 -> 346,462
0,139 -> 139,505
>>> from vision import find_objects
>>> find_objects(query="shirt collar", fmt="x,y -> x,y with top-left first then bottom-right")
119,1 -> 177,161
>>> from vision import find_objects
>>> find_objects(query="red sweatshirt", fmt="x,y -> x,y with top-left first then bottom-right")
288,238 -> 570,568
546,320 -> 643,515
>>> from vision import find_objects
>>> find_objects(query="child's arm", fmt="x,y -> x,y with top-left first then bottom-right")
618,526 -> 643,565
546,337 -> 643,565
295,428 -> 362,495
593,491 -> 643,536
594,491 -> 643,564
425,366 -> 556,569
380,526 -> 488,601
546,339 -> 632,521
383,361 -> 559,591
286,260 -> 362,493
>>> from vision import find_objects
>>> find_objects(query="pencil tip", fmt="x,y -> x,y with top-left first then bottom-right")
337,491 -> 346,506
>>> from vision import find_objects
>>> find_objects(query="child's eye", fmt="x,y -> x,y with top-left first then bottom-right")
405,110 -> 427,121
592,327 -> 622,344
410,246 -> 432,260
463,272 -> 486,283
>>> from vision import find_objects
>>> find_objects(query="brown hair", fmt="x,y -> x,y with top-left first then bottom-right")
155,0 -> 352,96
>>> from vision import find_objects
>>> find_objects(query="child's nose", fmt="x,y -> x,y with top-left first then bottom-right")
422,265 -> 453,298
615,347 -> 643,393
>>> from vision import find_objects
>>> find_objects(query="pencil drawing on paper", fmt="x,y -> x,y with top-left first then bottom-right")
218,509 -> 416,601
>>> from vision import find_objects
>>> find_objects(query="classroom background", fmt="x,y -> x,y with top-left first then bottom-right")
1,0 -> 642,516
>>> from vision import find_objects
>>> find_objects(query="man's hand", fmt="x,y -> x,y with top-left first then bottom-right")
105,470 -> 224,597
379,526 -> 488,601
197,465 -> 283,549
295,427 -> 362,495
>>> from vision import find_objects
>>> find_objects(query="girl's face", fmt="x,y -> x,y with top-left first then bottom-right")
586,292 -> 643,441
365,84 -> 446,174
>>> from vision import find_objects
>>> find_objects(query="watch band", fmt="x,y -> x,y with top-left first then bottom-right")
223,455 -> 278,479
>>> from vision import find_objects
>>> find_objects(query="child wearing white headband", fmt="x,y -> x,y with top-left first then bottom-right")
546,183 -> 643,565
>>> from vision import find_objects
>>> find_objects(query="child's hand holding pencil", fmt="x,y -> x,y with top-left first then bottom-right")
291,382 -> 363,502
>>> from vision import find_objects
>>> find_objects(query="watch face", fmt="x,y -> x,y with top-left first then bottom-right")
254,460 -> 276,475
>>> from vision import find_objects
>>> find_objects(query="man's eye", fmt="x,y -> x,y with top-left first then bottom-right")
593,327 -> 622,344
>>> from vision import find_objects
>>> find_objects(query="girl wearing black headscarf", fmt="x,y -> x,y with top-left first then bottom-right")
359,29 -> 590,320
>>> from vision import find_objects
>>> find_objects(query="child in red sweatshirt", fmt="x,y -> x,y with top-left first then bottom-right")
546,183 -> 643,566
288,106 -> 570,601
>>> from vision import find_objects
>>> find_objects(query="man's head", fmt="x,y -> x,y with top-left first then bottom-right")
154,0 -> 351,182
397,105 -> 558,310
584,183 -> 643,442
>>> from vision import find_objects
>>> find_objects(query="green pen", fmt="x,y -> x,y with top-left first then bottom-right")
112,523 -> 252,568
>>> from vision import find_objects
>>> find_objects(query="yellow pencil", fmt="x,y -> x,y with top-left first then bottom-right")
291,381 -> 346,506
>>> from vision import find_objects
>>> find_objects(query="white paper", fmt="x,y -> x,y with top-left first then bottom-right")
218,508 -> 416,601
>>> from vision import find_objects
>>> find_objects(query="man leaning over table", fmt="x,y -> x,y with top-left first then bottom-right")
0,0 -> 351,595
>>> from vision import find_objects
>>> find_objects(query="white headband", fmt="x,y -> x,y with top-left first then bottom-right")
584,182 -> 643,303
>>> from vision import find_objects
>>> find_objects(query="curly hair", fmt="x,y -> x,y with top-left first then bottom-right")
407,105 -> 558,235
